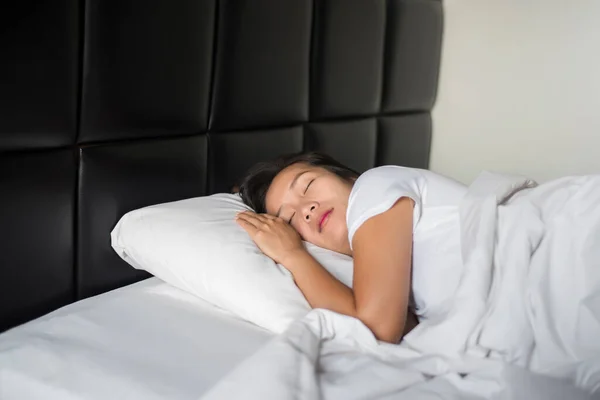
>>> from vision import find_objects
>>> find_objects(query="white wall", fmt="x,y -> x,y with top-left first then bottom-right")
430,0 -> 600,184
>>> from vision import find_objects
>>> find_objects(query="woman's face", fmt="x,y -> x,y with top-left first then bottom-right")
265,163 -> 354,255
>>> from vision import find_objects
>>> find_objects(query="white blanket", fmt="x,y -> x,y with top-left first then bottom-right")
201,172 -> 600,400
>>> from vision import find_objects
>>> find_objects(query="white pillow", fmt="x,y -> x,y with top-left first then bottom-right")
110,193 -> 353,333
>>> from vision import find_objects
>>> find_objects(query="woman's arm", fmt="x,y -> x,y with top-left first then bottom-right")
282,247 -> 418,343
234,213 -> 359,317
236,198 -> 414,343
351,196 -> 414,343
279,249 -> 357,317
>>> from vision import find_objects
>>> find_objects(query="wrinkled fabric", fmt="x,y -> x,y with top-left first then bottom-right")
202,172 -> 600,400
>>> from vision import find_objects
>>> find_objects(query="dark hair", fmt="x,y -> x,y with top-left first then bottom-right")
238,151 -> 359,214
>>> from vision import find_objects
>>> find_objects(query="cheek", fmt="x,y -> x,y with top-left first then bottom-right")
294,222 -> 324,246
292,222 -> 310,240
329,210 -> 347,243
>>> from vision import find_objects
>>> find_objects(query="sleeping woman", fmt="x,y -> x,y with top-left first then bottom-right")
235,152 -> 467,344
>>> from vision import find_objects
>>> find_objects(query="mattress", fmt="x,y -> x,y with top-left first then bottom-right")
0,278 -> 274,400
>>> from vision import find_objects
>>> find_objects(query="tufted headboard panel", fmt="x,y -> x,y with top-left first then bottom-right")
0,0 -> 443,332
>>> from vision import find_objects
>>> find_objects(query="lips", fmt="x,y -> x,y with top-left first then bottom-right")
318,209 -> 333,232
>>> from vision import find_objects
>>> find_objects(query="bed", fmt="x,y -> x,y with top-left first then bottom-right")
0,278 -> 272,399
1,0 -> 440,397
2,1 -> 599,399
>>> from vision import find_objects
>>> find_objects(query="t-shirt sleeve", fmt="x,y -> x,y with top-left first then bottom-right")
346,166 -> 423,249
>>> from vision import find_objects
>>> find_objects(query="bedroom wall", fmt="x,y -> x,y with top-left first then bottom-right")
430,0 -> 600,184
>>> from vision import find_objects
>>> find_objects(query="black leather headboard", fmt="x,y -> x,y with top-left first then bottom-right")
0,0 -> 443,332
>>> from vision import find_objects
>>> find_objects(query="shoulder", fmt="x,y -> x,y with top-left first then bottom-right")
346,166 -> 424,248
350,166 -> 426,203
353,166 -> 425,188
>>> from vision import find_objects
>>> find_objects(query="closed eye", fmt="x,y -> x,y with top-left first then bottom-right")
304,179 -> 315,194
287,179 -> 313,223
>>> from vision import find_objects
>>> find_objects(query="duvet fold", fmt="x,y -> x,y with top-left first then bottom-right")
202,172 -> 600,400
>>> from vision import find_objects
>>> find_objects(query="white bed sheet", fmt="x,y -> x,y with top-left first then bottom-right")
0,278 -> 273,400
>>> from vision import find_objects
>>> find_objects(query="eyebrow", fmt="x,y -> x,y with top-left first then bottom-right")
276,170 -> 309,218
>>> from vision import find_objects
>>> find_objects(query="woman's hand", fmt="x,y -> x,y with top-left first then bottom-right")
235,211 -> 305,265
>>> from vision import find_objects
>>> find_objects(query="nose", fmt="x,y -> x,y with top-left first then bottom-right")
302,202 -> 318,223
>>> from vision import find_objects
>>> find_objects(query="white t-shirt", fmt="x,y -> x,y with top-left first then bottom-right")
346,166 -> 467,319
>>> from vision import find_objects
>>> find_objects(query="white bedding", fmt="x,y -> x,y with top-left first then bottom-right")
202,172 -> 600,400
2,172 -> 599,400
0,278 -> 273,399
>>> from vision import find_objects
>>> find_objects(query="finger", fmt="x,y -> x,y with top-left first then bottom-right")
237,212 -> 269,226
236,212 -> 261,223
235,217 -> 260,236
240,212 -> 280,222
237,210 -> 261,219
259,213 -> 277,220
237,214 -> 273,232
235,212 -> 258,226
253,214 -> 276,224
236,210 -> 258,219
245,212 -> 274,221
